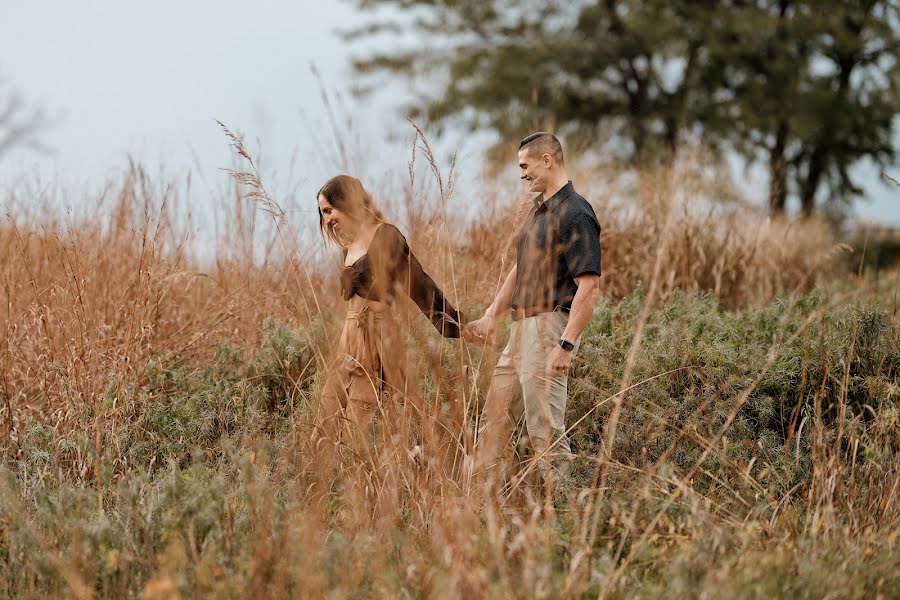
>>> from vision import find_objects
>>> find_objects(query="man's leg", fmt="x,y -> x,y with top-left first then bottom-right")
473,322 -> 524,481
519,312 -> 579,481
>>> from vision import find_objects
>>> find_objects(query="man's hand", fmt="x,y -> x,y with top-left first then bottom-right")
464,313 -> 499,344
546,345 -> 573,377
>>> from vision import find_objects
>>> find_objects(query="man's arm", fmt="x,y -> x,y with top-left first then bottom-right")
561,273 -> 601,343
465,265 -> 517,342
546,273 -> 601,375
486,265 -> 517,318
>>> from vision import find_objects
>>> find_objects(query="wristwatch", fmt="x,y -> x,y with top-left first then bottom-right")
558,338 -> 575,352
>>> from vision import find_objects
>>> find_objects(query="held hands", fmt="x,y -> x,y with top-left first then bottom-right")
463,313 -> 499,345
464,312 -> 572,375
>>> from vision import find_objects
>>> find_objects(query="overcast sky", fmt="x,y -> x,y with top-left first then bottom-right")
1,0 -> 897,227
1,3 -> 380,189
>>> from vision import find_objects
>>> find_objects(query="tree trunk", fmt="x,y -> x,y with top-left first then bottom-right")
800,54 -> 853,218
768,121 -> 789,216
800,150 -> 824,218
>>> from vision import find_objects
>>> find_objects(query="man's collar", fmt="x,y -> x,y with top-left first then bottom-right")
533,180 -> 574,211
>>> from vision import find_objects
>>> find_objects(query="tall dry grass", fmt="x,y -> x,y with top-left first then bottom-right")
0,139 -> 896,598
0,166 -> 324,462
461,158 -> 839,310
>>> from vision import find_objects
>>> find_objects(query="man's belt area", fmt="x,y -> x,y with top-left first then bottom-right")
510,305 -> 570,321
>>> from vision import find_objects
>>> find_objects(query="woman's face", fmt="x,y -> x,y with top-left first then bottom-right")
318,194 -> 359,240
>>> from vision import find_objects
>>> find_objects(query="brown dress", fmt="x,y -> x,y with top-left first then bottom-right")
320,223 -> 463,433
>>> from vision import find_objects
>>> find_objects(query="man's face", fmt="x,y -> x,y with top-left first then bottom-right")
518,148 -> 550,194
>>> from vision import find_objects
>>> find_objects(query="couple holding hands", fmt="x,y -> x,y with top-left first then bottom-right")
316,132 -> 601,480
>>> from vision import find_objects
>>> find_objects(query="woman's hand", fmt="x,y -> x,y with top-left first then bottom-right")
464,313 -> 499,344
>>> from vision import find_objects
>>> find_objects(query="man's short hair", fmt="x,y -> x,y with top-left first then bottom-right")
518,132 -> 564,165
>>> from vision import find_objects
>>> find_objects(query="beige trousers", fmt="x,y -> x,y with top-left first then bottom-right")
475,310 -> 580,477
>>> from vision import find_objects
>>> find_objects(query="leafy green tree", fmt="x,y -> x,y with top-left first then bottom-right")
706,1 -> 900,216
348,0 -> 900,217
349,0 -> 706,164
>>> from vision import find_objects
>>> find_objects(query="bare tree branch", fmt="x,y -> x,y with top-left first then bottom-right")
0,75 -> 52,159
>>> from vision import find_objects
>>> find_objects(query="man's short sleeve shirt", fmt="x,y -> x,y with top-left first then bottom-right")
511,181 -> 601,312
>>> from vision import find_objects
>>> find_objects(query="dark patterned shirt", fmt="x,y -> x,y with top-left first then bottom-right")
511,181 -> 601,313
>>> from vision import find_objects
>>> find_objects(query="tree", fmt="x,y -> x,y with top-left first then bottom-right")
705,1 -> 900,216
349,0 -> 707,164
348,0 -> 900,217
0,74 -> 50,160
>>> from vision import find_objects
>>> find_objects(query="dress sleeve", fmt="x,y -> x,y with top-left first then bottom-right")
383,225 -> 464,338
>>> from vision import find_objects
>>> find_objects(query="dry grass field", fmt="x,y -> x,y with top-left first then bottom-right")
1,144 -> 898,598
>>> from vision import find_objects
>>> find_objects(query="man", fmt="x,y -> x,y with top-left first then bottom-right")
466,132 -> 601,484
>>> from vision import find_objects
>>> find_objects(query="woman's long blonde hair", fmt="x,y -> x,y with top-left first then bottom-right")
316,175 -> 386,246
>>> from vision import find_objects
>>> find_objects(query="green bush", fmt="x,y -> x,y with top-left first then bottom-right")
568,288 -> 899,500
2,290 -> 898,598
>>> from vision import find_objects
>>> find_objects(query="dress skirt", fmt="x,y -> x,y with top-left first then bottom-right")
321,304 -> 407,432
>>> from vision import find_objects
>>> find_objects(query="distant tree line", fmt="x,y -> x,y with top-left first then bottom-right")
348,0 -> 900,217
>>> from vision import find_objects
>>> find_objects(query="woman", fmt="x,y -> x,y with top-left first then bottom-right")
315,175 -> 463,437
